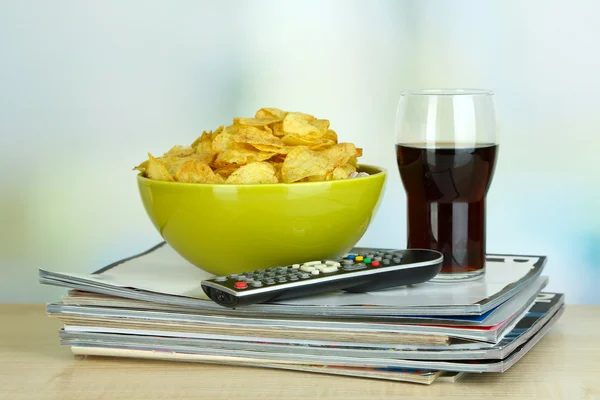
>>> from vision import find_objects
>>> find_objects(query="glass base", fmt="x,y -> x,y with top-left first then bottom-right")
430,268 -> 485,283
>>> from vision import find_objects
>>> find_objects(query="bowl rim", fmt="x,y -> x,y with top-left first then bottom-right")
136,164 -> 387,188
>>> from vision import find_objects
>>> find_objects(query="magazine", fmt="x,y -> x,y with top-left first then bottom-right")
47,276 -> 548,344
68,346 -> 444,385
60,303 -> 563,373
39,242 -> 547,316
57,293 -> 564,361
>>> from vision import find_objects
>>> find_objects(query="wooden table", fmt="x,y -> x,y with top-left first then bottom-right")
1,304 -> 599,400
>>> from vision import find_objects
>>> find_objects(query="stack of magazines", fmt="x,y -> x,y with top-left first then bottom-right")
39,243 -> 564,385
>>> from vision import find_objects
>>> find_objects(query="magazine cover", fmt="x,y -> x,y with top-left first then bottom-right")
39,242 -> 547,316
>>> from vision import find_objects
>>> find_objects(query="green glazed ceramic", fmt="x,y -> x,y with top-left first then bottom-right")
137,165 -> 386,276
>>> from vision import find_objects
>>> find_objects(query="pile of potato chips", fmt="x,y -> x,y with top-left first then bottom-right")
134,107 -> 363,184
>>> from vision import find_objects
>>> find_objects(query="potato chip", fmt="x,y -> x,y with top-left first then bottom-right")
155,154 -> 203,177
190,132 -> 216,165
281,146 -> 330,183
270,121 -> 285,137
280,135 -> 334,151
233,125 -> 284,149
347,146 -> 363,168
255,107 -> 288,120
320,143 -> 361,169
285,111 -> 315,122
135,107 -> 364,184
309,139 -> 336,151
233,117 -> 283,126
262,124 -> 274,135
193,151 -> 215,165
211,125 -> 238,153
192,128 -> 217,148
213,145 -> 276,168
175,160 -> 224,183
133,159 -> 149,174
165,145 -> 194,157
146,153 -> 174,182
324,129 -> 338,143
249,143 -> 285,153
280,134 -> 314,147
214,165 -> 239,179
271,162 -> 284,182
226,162 -> 279,184
305,161 -> 356,182
282,113 -> 329,141
331,163 -> 356,180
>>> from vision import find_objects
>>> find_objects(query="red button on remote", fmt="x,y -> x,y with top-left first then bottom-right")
234,281 -> 248,289
371,261 -> 380,267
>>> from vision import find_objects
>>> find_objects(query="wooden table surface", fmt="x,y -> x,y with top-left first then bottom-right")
1,304 -> 599,400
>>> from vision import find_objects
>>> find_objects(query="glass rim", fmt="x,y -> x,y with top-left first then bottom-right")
400,88 -> 494,97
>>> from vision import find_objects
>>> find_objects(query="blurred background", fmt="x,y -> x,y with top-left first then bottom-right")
1,0 -> 598,303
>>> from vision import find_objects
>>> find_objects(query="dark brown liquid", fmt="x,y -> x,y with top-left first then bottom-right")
396,143 -> 498,274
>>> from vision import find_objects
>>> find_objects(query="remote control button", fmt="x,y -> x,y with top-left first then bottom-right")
314,264 -> 327,270
304,261 -> 321,266
342,259 -> 354,265
300,273 -> 311,279
234,282 -> 248,289
363,257 -> 372,263
322,266 -> 338,273
346,255 -> 356,260
251,281 -> 263,287
384,254 -> 393,259
265,279 -> 276,285
325,261 -> 341,267
300,265 -> 316,272
292,264 -> 301,269
228,274 -> 239,279
311,270 -> 320,275
371,261 -> 380,267
342,264 -> 367,271
237,275 -> 247,281
383,259 -> 391,265
366,254 -> 374,258
277,277 -> 287,283
374,256 -> 382,261
289,275 -> 299,281
214,276 -> 227,282
393,257 -> 402,263
355,256 -> 364,262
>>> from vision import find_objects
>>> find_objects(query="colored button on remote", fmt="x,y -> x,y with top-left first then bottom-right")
234,282 -> 248,289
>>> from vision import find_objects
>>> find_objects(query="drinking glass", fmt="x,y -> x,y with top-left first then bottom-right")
395,89 -> 499,281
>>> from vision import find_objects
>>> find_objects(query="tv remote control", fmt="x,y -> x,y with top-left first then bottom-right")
201,248 -> 443,308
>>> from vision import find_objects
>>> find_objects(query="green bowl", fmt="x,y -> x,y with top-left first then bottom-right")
137,165 -> 387,276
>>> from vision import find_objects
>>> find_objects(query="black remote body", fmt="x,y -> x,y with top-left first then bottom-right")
201,248 -> 443,308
